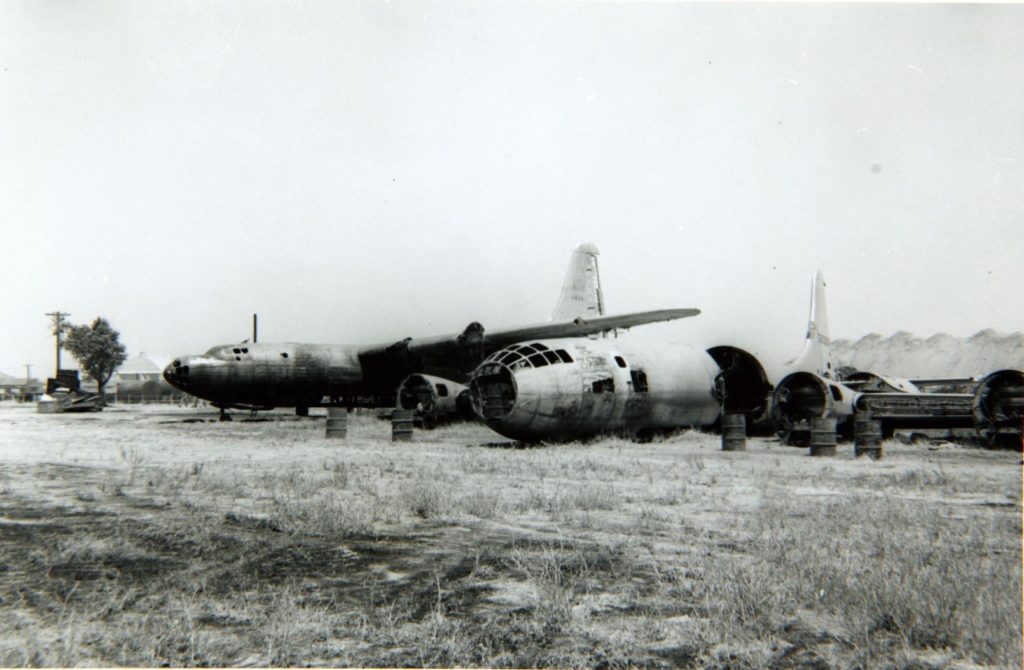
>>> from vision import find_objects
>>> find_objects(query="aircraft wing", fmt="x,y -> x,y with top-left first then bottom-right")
357,308 -> 700,387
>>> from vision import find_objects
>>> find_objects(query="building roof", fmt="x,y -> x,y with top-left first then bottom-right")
0,371 -> 43,388
117,355 -> 173,375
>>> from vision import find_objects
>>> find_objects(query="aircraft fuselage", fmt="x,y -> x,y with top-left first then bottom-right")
469,338 -> 723,441
163,342 -> 368,409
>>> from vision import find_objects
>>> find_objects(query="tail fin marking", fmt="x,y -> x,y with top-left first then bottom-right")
551,243 -> 605,321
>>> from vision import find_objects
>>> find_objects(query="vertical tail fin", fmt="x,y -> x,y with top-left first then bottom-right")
551,243 -> 605,321
786,270 -> 834,378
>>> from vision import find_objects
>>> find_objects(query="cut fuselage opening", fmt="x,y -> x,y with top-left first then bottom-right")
706,346 -> 771,415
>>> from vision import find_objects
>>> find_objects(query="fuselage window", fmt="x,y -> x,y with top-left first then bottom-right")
542,350 -> 560,364
233,348 -> 241,354
528,353 -> 549,367
241,348 -> 248,354
281,352 -> 289,358
614,356 -> 627,368
631,369 -> 649,393
555,349 -> 574,363
591,378 -> 614,393
437,384 -> 449,397
531,342 -> 550,351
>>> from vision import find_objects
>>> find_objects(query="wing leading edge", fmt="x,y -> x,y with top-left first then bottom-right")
357,309 -> 700,386
459,308 -> 699,352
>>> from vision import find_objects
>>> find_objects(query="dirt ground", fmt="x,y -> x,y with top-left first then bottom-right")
0,402 -> 1019,668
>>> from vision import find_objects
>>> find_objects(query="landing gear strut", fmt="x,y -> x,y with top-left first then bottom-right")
218,407 -> 232,422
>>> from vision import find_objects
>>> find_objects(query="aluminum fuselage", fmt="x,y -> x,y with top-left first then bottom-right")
164,342 -> 366,409
470,337 -> 722,441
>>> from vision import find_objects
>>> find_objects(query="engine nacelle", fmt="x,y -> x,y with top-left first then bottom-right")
972,369 -> 1024,449
396,374 -> 472,427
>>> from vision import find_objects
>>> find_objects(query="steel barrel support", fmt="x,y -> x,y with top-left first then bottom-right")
809,416 -> 837,457
325,407 -> 348,439
854,413 -> 882,459
721,413 -> 746,451
392,408 -> 414,442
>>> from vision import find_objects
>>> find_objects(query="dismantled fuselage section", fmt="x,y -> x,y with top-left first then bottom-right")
465,272 -> 826,443
773,365 -> 1023,448
470,340 -> 725,442
468,338 -> 776,442
396,373 -> 474,427
767,271 -> 1022,449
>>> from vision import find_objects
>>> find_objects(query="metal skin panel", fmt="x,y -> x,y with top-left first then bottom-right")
164,343 -> 363,409
469,338 -> 721,442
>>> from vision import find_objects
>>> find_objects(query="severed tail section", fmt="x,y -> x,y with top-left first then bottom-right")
786,270 -> 834,378
551,243 -> 604,321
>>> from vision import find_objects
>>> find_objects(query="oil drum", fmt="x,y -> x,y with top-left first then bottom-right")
391,408 -> 415,442
721,413 -> 746,451
854,414 -> 882,459
809,416 -> 837,457
325,407 -> 348,439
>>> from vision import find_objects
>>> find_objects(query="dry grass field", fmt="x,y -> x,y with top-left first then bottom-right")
0,402 -> 1019,669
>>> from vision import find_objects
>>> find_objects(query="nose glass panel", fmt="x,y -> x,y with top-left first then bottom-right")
163,359 -> 192,388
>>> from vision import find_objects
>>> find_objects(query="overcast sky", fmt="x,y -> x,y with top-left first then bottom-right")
2,1 -> 1022,379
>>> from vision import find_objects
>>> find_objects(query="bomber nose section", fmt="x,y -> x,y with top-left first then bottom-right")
469,362 -> 518,421
163,357 -> 192,391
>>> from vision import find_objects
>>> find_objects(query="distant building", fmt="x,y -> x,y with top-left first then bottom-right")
0,371 -> 44,402
114,354 -> 182,403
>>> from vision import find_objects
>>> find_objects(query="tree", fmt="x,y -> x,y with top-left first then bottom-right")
62,317 -> 128,401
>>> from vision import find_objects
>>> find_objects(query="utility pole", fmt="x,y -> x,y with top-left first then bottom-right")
45,311 -> 70,376
23,364 -> 31,385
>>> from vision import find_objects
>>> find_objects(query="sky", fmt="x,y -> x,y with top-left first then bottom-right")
2,1 -> 1022,380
